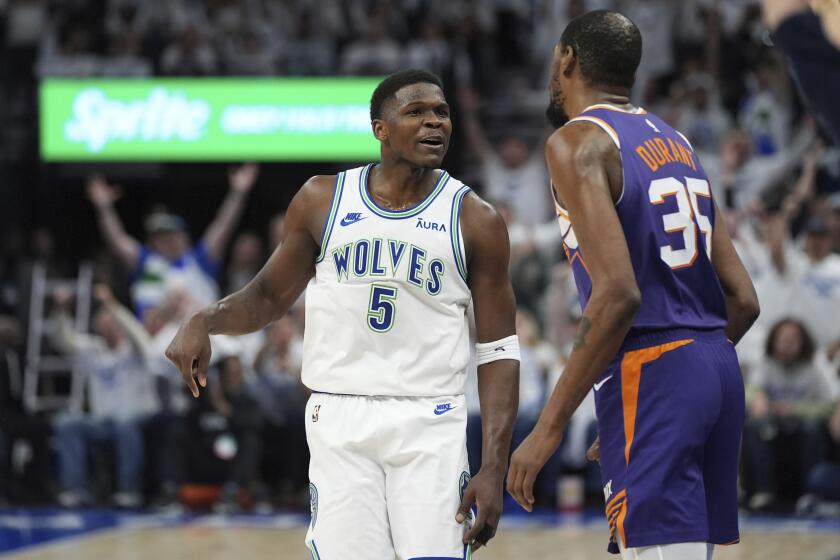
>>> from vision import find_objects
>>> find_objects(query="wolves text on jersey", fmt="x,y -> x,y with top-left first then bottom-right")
331,238 -> 445,295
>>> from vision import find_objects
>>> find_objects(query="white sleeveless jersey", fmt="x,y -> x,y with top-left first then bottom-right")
301,164 -> 473,397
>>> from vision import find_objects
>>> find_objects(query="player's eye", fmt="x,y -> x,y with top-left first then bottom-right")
436,109 -> 449,118
408,109 -> 422,116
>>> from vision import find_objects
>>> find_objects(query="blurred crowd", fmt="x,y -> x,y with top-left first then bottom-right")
0,0 -> 839,517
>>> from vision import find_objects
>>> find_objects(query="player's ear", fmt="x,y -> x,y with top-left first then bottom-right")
560,44 -> 576,78
372,119 -> 388,142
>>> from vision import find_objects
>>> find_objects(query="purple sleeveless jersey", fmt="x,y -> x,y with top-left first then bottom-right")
556,104 -> 727,336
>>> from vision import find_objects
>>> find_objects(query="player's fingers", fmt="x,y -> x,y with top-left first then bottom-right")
522,470 -> 536,508
178,356 -> 200,397
463,505 -> 488,544
586,437 -> 600,463
506,464 -> 526,510
194,351 -> 210,388
455,486 -> 475,524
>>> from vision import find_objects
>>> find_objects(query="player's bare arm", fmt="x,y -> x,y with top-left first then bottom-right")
710,200 -> 760,344
165,175 -> 336,397
507,121 -> 641,511
455,193 -> 519,549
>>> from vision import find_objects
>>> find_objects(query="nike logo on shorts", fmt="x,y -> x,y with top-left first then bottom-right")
340,212 -> 366,226
593,375 -> 613,391
434,403 -> 455,415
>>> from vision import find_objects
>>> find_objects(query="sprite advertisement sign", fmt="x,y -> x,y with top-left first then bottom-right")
40,78 -> 382,161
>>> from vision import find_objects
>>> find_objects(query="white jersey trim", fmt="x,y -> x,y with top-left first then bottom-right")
450,185 -> 471,281
315,172 -> 347,263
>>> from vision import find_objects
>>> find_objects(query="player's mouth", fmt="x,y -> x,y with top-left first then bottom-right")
418,135 -> 445,150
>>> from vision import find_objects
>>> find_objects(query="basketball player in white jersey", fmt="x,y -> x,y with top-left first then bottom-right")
165,70 -> 520,559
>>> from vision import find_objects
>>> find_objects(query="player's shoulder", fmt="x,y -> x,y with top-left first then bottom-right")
292,174 -> 339,208
547,119 -> 618,164
459,190 -> 508,251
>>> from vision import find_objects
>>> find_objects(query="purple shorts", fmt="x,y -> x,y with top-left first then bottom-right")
594,328 -> 744,551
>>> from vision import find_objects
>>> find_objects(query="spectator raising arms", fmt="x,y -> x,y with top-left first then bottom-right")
86,164 -> 259,317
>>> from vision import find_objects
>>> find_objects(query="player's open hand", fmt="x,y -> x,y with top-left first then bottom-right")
506,428 -> 562,512
164,313 -> 212,398
455,469 -> 503,551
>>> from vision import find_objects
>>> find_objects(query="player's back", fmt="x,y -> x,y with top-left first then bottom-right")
557,104 -> 727,336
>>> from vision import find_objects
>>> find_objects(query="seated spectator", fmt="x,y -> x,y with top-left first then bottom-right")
797,400 -> 840,517
209,355 -> 266,513
252,315 -> 308,503
50,285 -> 159,508
744,318 -> 840,510
86,164 -> 258,318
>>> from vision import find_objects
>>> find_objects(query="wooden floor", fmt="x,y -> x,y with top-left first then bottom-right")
4,525 -> 839,560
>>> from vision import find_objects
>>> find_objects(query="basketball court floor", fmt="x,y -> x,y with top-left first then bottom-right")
1,509 -> 838,560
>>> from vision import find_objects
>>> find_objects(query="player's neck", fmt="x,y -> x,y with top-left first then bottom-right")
368,161 -> 439,210
570,90 -> 633,118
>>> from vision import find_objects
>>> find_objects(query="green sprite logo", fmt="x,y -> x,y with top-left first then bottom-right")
65,88 -> 210,152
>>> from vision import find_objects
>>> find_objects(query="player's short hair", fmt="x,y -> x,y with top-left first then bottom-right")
560,10 -> 642,90
370,69 -> 444,121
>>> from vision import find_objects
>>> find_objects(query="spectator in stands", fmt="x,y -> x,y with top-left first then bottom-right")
459,88 -> 553,226
224,232 -> 264,295
51,284 -> 158,508
252,315 -> 308,503
403,17 -> 450,77
756,146 -> 840,351
674,73 -> 732,154
209,355 -> 266,513
797,400 -> 840,517
743,318 -> 840,510
282,11 -> 336,75
703,126 -> 814,210
340,13 -> 401,75
86,164 -> 258,317
738,53 -> 792,156
160,24 -> 219,76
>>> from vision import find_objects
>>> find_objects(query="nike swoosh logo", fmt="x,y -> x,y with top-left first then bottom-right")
434,405 -> 455,415
593,375 -> 613,391
340,216 -> 366,226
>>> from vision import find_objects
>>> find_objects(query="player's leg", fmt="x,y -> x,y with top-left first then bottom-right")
304,394 -> 394,559
702,339 -> 745,546
619,541 -> 714,560
595,336 -> 722,549
384,395 -> 471,560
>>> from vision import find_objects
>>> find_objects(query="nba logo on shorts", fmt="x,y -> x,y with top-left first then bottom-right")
312,404 -> 321,423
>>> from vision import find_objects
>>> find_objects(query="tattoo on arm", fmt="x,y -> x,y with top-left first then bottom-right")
572,317 -> 592,351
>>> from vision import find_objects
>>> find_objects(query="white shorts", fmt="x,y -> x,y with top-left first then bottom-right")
304,392 -> 472,560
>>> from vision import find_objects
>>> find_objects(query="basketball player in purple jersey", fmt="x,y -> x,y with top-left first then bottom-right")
507,11 -> 760,560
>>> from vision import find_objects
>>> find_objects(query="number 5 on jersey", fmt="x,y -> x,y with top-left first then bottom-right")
649,177 -> 712,269
368,284 -> 397,332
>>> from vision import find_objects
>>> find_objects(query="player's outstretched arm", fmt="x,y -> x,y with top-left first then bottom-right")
710,200 -> 760,344
507,122 -> 641,511
455,193 -> 519,550
165,175 -> 335,397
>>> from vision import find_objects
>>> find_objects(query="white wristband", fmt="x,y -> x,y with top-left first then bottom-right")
475,335 -> 521,365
